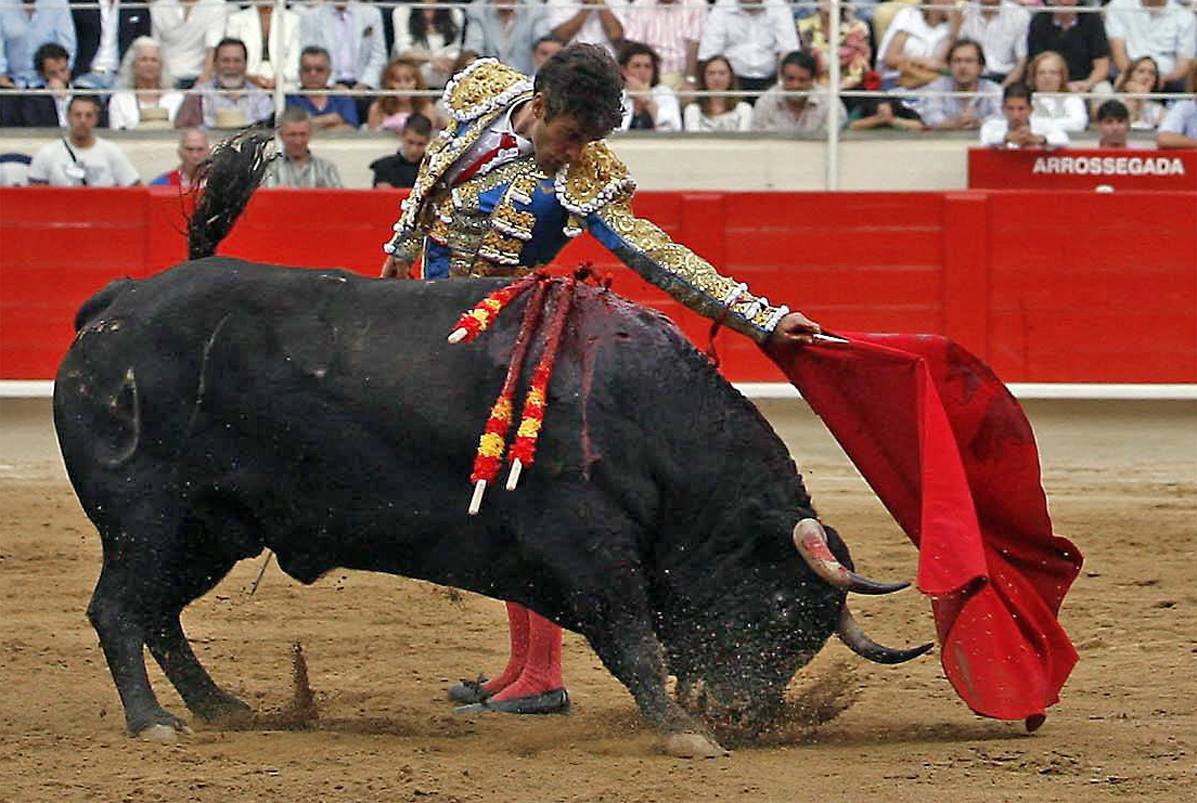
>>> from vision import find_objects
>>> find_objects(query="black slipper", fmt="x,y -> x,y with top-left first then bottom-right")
453,688 -> 570,715
447,677 -> 491,704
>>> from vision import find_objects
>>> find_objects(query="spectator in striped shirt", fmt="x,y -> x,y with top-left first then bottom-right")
621,0 -> 707,91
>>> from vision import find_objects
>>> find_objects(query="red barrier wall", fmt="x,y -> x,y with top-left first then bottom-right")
2,187 -> 1195,383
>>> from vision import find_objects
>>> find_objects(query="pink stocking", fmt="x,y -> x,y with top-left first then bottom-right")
489,608 -> 564,701
481,601 -> 530,695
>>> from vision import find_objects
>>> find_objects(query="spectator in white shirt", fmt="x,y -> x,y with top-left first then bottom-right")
958,0 -> 1030,86
684,54 -> 752,131
875,0 -> 954,89
697,0 -> 799,95
149,0 -> 228,89
622,0 -> 707,91
1026,50 -> 1088,132
548,0 -> 626,56
618,40 -> 682,131
980,82 -> 1069,147
1104,0 -> 1196,92
392,0 -> 464,88
107,35 -> 184,130
224,1 -> 301,91
28,95 -> 140,185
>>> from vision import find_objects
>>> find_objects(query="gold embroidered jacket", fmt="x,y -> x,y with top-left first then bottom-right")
383,58 -> 789,342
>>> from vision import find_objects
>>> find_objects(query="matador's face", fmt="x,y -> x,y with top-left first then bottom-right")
524,94 -> 595,174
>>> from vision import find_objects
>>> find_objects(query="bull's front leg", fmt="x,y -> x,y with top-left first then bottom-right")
586,610 -> 728,759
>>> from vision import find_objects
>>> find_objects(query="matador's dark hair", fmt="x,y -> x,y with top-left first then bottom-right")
533,43 -> 624,139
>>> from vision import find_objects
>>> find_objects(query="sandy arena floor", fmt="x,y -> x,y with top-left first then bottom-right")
0,396 -> 1194,802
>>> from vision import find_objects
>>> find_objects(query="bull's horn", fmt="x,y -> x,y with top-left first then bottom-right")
792,519 -> 910,595
837,606 -> 933,665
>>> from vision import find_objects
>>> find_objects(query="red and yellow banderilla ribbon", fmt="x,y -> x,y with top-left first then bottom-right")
447,272 -> 543,345
467,280 -> 549,514
449,274 -> 580,515
506,278 -> 576,492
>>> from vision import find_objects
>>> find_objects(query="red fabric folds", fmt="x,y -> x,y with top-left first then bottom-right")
768,333 -> 1083,725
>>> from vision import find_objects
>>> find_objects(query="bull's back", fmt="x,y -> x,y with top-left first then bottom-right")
54,259 -> 701,497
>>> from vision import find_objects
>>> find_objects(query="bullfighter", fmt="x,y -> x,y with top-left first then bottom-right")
379,43 -> 820,715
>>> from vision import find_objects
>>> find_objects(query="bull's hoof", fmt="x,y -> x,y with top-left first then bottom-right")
454,688 -> 569,715
447,677 -> 491,705
663,732 -> 729,759
139,723 -> 182,744
129,708 -> 191,743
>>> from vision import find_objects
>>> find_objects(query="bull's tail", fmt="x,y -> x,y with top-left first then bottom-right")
188,129 -> 277,260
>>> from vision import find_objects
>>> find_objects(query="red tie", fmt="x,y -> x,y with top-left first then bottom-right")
454,133 -> 518,186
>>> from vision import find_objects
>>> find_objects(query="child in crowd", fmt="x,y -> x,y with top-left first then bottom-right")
369,113 -> 432,189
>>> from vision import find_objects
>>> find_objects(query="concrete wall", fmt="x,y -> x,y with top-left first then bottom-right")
1,128 -> 1126,192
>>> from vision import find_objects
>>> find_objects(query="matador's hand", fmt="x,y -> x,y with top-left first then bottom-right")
381,255 -> 411,279
767,310 -> 821,349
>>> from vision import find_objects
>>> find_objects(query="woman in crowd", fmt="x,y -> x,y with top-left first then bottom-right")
684,55 -> 752,132
392,0 -> 464,89
618,41 -> 681,132
366,57 -> 437,133
107,37 -> 185,131
1026,50 -> 1088,132
798,0 -> 872,94
875,0 -> 954,89
1115,56 -> 1167,130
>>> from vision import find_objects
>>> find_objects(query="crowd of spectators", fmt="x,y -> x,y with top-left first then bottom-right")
1,0 -> 1195,186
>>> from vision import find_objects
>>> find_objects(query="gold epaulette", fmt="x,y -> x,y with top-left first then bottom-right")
442,59 -> 534,123
554,141 -> 637,219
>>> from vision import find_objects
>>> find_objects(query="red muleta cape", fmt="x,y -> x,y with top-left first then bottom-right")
768,332 -> 1082,727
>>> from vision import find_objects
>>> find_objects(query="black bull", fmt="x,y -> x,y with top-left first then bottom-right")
55,259 -> 929,752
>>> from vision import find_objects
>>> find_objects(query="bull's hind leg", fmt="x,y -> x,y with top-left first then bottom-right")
142,506 -> 257,725
89,501 -> 252,738
87,563 -> 190,740
144,613 -> 251,724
